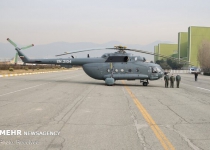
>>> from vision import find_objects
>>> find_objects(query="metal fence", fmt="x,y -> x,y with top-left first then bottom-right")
164,70 -> 190,74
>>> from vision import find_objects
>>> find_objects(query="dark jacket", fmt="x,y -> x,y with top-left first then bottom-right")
176,75 -> 181,81
164,75 -> 169,81
170,76 -> 175,82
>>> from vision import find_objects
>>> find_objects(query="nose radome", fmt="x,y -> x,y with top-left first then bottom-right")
159,72 -> 164,78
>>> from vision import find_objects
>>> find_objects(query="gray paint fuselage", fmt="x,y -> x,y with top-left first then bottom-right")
16,49 -> 163,81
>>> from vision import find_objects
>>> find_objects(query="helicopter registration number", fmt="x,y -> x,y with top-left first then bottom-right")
56,60 -> 71,63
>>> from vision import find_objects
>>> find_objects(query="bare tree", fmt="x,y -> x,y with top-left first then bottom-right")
198,40 -> 210,73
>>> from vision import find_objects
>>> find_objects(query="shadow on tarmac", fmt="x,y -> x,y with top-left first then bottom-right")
3,77 -> 163,87
46,79 -> 162,87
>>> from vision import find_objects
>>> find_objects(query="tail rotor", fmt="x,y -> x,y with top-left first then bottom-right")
7,38 -> 34,64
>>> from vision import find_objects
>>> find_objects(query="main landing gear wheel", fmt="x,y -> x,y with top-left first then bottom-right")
105,78 -> 115,86
141,79 -> 149,86
143,82 -> 148,86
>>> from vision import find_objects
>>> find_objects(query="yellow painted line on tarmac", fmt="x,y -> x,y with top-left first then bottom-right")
122,81 -> 175,150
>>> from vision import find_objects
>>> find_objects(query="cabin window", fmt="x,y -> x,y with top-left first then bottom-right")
128,69 -> 132,72
121,69 -> 124,72
136,68 -> 139,72
115,69 -> 118,72
107,69 -> 110,72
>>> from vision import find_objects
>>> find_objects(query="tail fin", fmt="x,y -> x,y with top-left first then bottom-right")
7,38 -> 34,63
15,48 -> 30,63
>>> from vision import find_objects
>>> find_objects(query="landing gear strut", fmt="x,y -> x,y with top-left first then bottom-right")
141,79 -> 149,86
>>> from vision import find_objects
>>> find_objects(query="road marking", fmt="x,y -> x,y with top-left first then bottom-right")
122,81 -> 175,150
181,83 -> 210,92
0,83 -> 50,97
197,87 -> 210,92
0,74 -> 83,97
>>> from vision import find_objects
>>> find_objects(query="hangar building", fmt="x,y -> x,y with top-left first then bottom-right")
188,26 -> 210,66
154,26 -> 210,67
178,32 -> 188,60
155,44 -> 178,61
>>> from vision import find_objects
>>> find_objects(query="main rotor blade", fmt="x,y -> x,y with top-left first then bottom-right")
21,44 -> 34,50
7,38 -> 17,47
56,48 -> 104,56
126,49 -> 192,65
106,48 -> 131,50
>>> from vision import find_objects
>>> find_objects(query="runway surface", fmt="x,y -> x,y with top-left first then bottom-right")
0,69 -> 210,150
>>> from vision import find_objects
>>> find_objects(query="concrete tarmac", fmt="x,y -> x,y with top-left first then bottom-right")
0,70 -> 210,150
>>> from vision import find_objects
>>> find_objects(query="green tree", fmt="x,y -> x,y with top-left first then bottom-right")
166,59 -> 184,69
156,59 -> 171,69
156,58 -> 184,69
198,40 -> 210,74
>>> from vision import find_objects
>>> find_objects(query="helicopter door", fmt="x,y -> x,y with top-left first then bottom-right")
97,65 -> 105,75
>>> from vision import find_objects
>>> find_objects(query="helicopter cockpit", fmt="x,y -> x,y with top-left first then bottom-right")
150,66 -> 164,79
151,66 -> 163,73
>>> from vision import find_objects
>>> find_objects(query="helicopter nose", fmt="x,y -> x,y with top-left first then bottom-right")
159,71 -> 164,78
160,70 -> 164,78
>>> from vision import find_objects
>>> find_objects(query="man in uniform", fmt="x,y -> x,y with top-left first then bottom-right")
164,73 -> 169,88
175,74 -> 181,88
194,72 -> 198,81
170,74 -> 175,88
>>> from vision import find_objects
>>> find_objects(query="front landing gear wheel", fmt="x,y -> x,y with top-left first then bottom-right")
143,82 -> 148,86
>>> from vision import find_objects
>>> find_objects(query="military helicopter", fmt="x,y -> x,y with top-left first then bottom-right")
7,38 -> 186,86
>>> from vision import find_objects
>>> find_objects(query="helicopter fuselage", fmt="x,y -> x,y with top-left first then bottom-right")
15,48 -> 164,85
82,61 -> 164,81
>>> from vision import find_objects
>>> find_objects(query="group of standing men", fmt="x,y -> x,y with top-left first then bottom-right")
164,71 -> 199,88
164,73 -> 181,88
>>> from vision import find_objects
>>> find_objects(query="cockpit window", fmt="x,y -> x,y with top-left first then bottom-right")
152,67 -> 158,73
152,67 -> 162,73
157,67 -> 161,72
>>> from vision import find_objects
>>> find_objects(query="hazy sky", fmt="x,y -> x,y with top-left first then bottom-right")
1,0 -> 210,45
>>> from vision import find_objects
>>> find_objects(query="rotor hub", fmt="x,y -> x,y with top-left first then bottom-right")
114,45 -> 127,53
